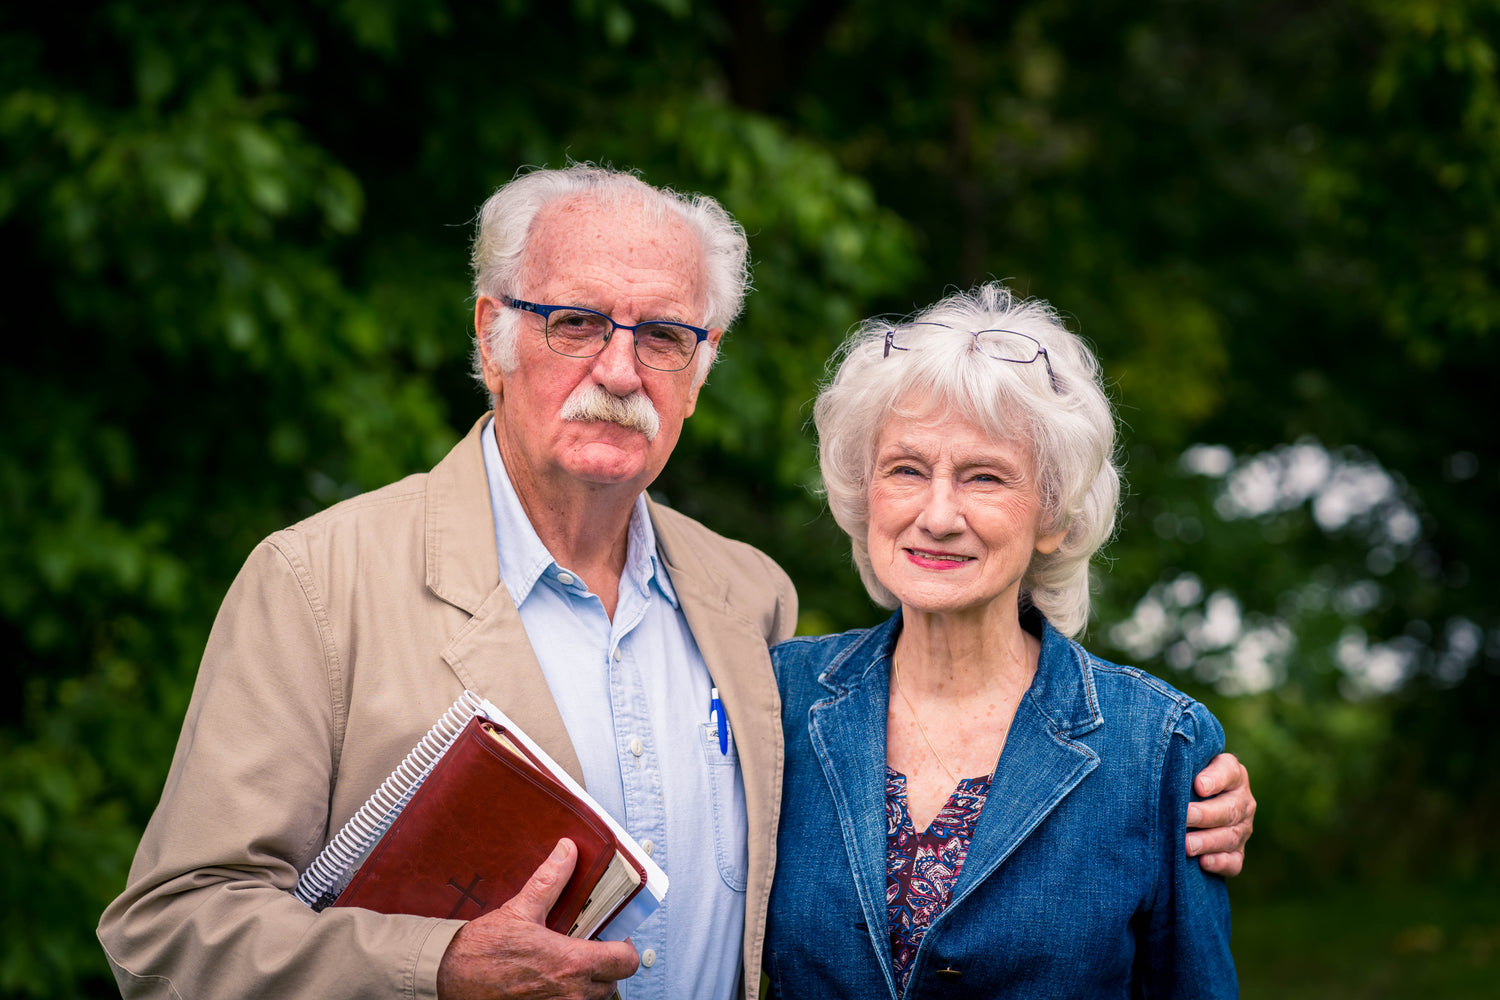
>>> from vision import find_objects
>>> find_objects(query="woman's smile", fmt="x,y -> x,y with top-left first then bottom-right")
903,547 -> 974,569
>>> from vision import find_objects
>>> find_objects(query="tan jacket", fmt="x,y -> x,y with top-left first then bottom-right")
98,418 -> 797,999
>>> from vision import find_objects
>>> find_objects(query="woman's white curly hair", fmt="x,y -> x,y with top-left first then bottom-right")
814,282 -> 1121,637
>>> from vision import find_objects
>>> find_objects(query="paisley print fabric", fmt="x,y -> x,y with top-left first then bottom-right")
886,765 -> 992,995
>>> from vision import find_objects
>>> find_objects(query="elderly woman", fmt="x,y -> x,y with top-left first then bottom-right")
764,284 -> 1237,998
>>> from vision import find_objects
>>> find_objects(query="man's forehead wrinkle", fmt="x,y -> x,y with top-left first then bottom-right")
520,195 -> 708,322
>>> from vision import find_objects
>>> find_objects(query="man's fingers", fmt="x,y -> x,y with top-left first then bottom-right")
1192,752 -> 1244,799
502,839 -> 579,925
1187,751 -> 1256,839
1185,793 -> 1252,830
1185,751 -> 1255,879
435,841 -> 641,999
1194,849 -> 1245,878
1186,820 -> 1253,858
591,941 -> 643,984
1188,816 -> 1250,876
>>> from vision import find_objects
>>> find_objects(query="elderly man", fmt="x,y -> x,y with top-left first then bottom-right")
98,165 -> 1253,1000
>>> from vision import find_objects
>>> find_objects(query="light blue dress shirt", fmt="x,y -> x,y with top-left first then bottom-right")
481,419 -> 749,1000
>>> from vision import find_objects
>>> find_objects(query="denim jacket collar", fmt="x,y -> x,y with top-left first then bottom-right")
813,608 -> 1105,734
806,609 -> 1105,986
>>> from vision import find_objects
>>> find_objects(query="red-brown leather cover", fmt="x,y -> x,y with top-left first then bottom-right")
333,716 -> 642,933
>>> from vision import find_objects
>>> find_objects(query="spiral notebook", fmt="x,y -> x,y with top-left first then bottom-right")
293,691 -> 667,941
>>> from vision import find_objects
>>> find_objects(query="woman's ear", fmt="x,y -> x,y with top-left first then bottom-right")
1035,525 -> 1067,555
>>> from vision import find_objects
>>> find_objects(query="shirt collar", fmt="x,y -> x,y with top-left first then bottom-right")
479,416 -> 678,609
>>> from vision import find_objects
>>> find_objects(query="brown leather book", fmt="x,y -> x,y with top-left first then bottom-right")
333,715 -> 647,937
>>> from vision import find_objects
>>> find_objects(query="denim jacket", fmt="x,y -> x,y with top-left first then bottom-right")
764,611 -> 1236,999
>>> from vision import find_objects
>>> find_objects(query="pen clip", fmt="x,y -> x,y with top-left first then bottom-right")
709,685 -> 729,755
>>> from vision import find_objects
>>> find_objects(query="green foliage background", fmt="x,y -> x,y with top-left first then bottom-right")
2,1 -> 1495,996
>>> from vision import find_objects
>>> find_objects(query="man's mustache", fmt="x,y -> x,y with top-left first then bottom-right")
559,384 -> 661,441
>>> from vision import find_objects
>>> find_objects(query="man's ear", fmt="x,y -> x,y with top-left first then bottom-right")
684,327 -> 723,416
474,296 -> 506,398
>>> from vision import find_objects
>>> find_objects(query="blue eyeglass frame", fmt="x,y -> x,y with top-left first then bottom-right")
503,296 -> 711,371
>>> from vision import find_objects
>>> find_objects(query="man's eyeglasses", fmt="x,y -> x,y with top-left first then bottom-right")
504,297 -> 710,372
883,323 -> 1060,394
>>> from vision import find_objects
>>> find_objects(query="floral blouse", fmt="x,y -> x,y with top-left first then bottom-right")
886,766 -> 993,995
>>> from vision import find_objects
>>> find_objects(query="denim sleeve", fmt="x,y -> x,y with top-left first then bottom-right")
1143,700 -> 1238,998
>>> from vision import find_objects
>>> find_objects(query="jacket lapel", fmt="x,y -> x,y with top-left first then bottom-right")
651,503 -> 785,1000
649,503 -> 784,917
423,416 -> 584,784
439,588 -> 586,785
948,625 -> 1101,902
806,621 -> 901,994
665,560 -> 783,815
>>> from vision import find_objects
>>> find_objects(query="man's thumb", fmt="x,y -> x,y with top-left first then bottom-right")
504,838 -> 578,925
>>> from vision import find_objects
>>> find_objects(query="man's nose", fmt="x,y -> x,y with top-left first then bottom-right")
591,325 -> 645,394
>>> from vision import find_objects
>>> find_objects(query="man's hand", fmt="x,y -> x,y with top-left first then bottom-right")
436,839 -> 640,1000
1185,751 -> 1256,877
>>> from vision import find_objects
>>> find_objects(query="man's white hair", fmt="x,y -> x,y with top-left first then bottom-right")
470,164 -> 750,395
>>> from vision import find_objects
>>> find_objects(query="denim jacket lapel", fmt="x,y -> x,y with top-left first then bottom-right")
803,615 -> 1104,989
805,616 -> 903,998
946,621 -> 1102,907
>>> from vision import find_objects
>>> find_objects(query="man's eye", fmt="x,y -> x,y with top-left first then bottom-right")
556,312 -> 605,330
637,324 -> 692,346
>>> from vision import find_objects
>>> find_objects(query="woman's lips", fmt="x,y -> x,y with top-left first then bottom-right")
904,547 -> 973,568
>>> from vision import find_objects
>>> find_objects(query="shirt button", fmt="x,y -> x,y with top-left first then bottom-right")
640,839 -> 655,857
557,571 -> 575,586
641,949 -> 657,968
629,737 -> 644,757
612,648 -> 622,662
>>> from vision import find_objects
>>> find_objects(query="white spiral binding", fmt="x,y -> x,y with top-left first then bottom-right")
293,691 -> 487,909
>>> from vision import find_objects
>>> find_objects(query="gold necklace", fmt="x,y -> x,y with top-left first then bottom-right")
892,654 -> 961,786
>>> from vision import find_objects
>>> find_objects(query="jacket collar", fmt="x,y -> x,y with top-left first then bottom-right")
816,608 -> 1103,739
425,415 -> 504,616
1027,608 -> 1105,739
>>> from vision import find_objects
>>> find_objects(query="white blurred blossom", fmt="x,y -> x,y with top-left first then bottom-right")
1195,438 -> 1421,552
1336,628 -> 1420,698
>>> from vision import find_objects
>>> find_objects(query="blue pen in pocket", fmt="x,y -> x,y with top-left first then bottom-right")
709,686 -> 729,755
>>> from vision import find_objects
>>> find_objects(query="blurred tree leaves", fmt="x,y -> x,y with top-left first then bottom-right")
2,0 -> 1496,995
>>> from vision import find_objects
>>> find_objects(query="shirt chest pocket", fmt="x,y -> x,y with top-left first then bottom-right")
700,723 -> 749,892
